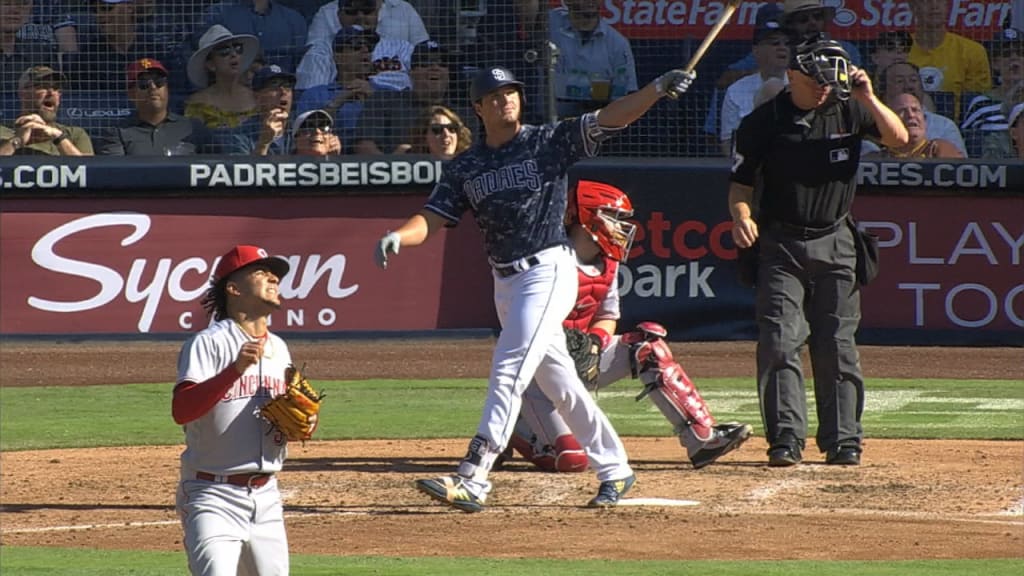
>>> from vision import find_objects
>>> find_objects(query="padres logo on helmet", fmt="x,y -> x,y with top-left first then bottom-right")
470,66 -> 525,102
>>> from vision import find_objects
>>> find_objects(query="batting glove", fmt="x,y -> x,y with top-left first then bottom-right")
654,69 -> 696,100
375,231 -> 401,270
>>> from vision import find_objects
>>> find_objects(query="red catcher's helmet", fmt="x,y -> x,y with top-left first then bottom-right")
575,180 -> 637,263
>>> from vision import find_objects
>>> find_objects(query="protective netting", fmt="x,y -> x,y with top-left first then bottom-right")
0,0 -> 1019,159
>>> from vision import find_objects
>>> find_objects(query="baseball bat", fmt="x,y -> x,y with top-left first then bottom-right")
684,0 -> 744,73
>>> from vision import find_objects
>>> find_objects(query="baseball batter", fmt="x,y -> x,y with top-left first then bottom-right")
375,64 -> 696,511
173,245 -> 295,576
507,180 -> 754,473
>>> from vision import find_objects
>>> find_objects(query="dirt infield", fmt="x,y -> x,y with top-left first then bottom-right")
1,340 -> 1022,561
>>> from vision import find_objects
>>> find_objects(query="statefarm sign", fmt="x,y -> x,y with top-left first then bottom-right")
578,0 -> 1011,40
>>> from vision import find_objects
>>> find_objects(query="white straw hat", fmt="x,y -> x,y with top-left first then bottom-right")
187,25 -> 259,88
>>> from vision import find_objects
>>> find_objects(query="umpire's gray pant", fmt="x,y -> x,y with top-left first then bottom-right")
755,223 -> 865,453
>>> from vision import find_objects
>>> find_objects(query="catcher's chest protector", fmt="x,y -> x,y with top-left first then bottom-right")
565,259 -> 617,331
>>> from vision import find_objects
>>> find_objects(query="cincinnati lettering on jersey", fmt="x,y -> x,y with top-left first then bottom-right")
223,374 -> 287,400
464,160 -> 542,206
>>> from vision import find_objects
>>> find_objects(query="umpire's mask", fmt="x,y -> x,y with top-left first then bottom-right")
791,33 -> 853,100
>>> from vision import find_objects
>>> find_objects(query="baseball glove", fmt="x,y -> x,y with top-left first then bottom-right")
565,328 -> 602,389
260,364 -> 324,442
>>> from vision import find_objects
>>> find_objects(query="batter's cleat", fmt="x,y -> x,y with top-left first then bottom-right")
690,422 -> 754,470
415,475 -> 484,513
825,445 -> 862,466
587,474 -> 636,508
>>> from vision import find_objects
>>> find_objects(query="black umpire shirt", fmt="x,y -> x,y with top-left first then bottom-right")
730,90 -> 882,228
95,112 -> 210,156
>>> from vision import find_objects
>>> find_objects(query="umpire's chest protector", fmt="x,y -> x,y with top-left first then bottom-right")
766,100 -> 862,189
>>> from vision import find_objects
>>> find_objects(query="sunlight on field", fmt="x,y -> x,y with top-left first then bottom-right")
594,389 -> 1024,436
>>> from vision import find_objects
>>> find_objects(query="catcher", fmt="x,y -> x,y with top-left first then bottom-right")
172,244 -> 320,576
505,181 -> 753,472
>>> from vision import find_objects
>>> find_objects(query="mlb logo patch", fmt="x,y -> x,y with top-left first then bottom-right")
830,148 -> 850,163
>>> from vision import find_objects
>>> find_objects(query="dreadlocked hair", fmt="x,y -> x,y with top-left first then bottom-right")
200,278 -> 229,321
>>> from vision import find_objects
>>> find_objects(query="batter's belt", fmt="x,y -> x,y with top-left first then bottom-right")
490,244 -> 570,278
196,471 -> 273,489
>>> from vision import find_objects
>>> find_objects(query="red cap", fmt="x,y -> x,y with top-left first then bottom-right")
213,245 -> 290,283
126,58 -> 168,85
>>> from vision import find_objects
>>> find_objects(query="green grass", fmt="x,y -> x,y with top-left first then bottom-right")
1,377 -> 1021,574
0,548 -> 1020,576
2,378 -> 1021,451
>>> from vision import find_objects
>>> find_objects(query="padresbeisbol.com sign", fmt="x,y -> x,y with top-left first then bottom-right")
189,160 -> 445,188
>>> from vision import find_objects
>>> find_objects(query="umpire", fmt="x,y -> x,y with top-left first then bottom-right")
727,34 -> 907,467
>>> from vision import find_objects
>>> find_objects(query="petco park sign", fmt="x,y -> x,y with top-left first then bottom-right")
595,0 -> 1011,39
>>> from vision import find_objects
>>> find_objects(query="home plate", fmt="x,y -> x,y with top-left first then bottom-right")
617,497 -> 700,507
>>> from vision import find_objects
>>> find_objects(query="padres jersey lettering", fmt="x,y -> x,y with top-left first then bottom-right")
426,112 -> 607,264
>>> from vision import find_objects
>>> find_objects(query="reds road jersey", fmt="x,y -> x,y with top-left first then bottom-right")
425,112 -> 616,264
176,319 -> 292,476
565,254 -> 620,331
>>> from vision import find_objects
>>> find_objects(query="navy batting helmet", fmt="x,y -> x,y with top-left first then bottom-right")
470,66 -> 525,102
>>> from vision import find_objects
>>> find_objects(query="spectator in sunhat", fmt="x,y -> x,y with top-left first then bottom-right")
96,57 -> 211,155
184,24 -> 260,129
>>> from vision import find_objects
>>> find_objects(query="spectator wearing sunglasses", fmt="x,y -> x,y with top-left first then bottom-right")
719,3 -> 790,156
184,25 -> 260,129
95,58 -> 211,155
291,108 -> 341,155
216,63 -> 297,155
406,105 -> 471,160
0,65 -> 92,156
296,0 -> 427,91
713,1 -> 861,92
202,0 -> 308,76
353,40 -> 468,154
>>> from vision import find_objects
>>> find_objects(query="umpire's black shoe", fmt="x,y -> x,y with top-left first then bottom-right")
767,443 -> 802,467
826,445 -> 862,466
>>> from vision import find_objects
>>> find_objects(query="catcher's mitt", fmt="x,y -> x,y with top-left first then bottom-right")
260,364 -> 324,442
565,328 -> 601,388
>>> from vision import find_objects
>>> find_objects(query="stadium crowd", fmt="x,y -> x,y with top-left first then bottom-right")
1,0 -> 1022,160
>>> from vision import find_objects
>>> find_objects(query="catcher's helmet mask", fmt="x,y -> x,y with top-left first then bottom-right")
575,180 -> 637,263
790,34 -> 854,101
